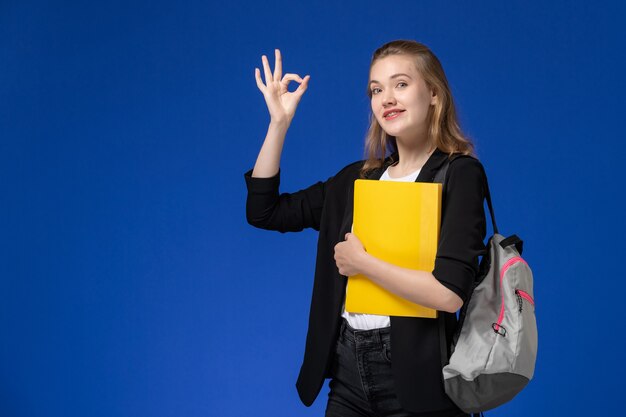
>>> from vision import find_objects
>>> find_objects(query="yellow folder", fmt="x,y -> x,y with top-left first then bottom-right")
345,179 -> 442,318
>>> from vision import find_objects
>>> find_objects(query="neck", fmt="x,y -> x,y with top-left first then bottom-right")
391,137 -> 436,173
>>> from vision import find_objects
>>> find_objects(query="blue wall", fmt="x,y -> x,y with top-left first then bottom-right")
2,1 -> 624,416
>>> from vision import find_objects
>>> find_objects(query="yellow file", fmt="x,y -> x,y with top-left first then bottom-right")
345,179 -> 442,318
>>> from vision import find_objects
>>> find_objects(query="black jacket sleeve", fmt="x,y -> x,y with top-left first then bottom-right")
243,168 -> 332,233
432,157 -> 487,303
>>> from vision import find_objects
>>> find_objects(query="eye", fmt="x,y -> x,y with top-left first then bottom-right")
371,82 -> 407,95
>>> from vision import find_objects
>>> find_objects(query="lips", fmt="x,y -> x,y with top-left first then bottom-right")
384,110 -> 405,120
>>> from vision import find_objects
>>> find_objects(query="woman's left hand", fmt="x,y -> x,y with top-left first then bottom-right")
334,232 -> 367,277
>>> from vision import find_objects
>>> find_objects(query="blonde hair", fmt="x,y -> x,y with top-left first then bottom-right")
360,40 -> 475,178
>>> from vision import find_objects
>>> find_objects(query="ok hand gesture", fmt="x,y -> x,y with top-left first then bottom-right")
255,49 -> 310,126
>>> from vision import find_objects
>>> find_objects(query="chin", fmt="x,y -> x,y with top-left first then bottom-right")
383,126 -> 408,138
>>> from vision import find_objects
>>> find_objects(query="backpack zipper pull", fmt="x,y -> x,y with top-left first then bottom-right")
515,289 -> 523,312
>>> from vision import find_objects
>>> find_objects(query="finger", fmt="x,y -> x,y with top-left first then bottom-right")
282,73 -> 303,82
254,68 -> 266,92
274,49 -> 282,81
261,54 -> 273,84
295,75 -> 310,94
280,73 -> 303,91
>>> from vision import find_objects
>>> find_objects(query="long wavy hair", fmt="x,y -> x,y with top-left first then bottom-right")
359,40 -> 475,178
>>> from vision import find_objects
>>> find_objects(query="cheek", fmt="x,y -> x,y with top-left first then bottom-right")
409,97 -> 432,117
371,105 -> 383,122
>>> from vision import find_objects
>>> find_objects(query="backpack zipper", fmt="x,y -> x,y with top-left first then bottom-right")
493,256 -> 528,335
515,288 -> 535,312
515,291 -> 523,312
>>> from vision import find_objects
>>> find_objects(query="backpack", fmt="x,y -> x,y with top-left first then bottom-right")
433,155 -> 538,415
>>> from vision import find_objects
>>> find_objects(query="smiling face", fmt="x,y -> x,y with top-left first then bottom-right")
369,54 -> 437,144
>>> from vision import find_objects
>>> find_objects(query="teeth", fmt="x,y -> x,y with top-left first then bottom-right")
386,111 -> 398,117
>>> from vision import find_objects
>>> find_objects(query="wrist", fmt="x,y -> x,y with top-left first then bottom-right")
269,118 -> 290,130
357,249 -> 373,276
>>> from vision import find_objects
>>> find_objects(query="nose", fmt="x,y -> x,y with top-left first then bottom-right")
382,89 -> 396,106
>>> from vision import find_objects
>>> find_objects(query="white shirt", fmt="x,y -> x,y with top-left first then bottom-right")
340,165 -> 422,329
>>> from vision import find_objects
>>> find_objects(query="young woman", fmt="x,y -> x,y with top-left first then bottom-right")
244,40 -> 487,417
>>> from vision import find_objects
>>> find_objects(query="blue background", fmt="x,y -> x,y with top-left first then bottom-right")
2,1 -> 624,416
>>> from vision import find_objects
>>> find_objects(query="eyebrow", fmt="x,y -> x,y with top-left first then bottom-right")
369,73 -> 412,86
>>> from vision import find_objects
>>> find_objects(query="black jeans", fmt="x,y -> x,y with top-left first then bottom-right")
325,317 -> 469,417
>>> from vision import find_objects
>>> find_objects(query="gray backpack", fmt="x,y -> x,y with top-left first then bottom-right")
434,156 -> 538,414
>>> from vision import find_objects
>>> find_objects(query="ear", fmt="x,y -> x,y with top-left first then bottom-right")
430,89 -> 438,106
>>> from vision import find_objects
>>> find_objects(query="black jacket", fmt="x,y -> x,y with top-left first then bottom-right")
244,148 -> 487,415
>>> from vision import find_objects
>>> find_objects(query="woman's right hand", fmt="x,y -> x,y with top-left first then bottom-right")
255,48 -> 310,126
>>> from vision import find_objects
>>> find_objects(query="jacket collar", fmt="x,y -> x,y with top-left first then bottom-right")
366,148 -> 450,183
